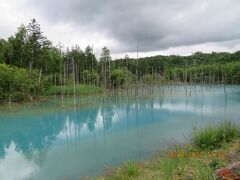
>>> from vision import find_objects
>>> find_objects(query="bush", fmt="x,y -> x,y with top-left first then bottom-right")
143,74 -> 153,83
111,68 -> 126,87
0,63 -> 46,102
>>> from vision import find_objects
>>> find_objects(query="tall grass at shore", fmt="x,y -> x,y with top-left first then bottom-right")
193,120 -> 239,150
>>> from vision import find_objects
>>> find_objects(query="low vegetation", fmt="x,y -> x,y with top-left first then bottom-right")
0,63 -> 50,102
113,161 -> 139,179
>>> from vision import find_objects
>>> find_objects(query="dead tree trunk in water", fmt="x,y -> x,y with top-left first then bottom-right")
35,67 -> 43,99
61,74 -> 64,107
91,44 -> 94,85
108,56 -> 111,89
135,40 -> 139,97
72,58 -> 76,106
54,74 -> 57,98
38,68 -> 42,84
63,61 -> 66,97
125,55 -> 129,96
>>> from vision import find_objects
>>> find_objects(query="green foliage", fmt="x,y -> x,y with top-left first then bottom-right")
91,70 -> 100,85
164,62 -> 240,83
85,45 -> 97,70
193,121 -> 239,150
0,39 -> 6,63
100,47 -> 111,62
82,70 -> 100,85
111,68 -> 134,88
111,68 -> 125,87
0,63 -> 48,102
0,19 -> 63,75
143,74 -> 153,83
1,19 -> 240,103
66,45 -> 97,73
193,125 -> 219,150
217,121 -> 239,143
83,70 -> 91,84
114,51 -> 240,84
7,25 -> 28,67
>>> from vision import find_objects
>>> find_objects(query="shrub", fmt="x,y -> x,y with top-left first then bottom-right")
143,74 -> 153,83
0,63 -> 46,101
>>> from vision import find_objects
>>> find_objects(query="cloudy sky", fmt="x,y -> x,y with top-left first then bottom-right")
0,0 -> 240,58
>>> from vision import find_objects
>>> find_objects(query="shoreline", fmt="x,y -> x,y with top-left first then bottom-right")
1,83 -> 237,106
97,140 -> 240,180
97,121 -> 240,179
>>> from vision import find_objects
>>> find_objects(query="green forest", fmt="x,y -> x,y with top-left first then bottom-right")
0,19 -> 240,102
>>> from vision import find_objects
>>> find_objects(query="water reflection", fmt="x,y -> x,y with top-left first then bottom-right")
0,85 -> 239,179
0,142 -> 40,179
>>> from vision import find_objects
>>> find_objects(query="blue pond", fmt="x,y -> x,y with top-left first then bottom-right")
0,85 -> 239,179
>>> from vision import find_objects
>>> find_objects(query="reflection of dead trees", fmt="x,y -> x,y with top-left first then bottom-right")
224,73 -> 227,95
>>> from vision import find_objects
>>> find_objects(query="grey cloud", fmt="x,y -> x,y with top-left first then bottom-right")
27,0 -> 240,53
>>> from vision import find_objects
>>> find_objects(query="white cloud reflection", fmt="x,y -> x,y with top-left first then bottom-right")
0,142 -> 39,180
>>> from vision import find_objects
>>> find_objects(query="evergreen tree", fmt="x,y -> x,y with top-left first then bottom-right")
26,18 -> 48,70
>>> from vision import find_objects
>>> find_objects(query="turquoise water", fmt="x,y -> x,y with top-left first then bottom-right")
0,85 -> 239,179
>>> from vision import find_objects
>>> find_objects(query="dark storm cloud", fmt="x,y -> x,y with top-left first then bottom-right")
27,0 -> 240,53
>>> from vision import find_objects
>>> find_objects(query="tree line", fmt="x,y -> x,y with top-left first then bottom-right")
0,19 -> 240,102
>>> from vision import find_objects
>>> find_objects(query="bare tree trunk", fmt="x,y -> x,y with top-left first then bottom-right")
63,61 -> 66,97
61,74 -> 64,107
54,74 -> 57,98
104,61 -> 107,89
108,57 -> 111,89
135,40 -> 139,97
92,44 -> 94,84
38,68 -> 42,84
66,60 -> 69,79
72,58 -> 76,106
125,56 -> 128,96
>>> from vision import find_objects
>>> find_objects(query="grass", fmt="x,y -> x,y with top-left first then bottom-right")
101,149 -> 218,179
44,84 -> 104,96
112,161 -> 139,179
193,120 -> 239,150
98,120 -> 240,180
